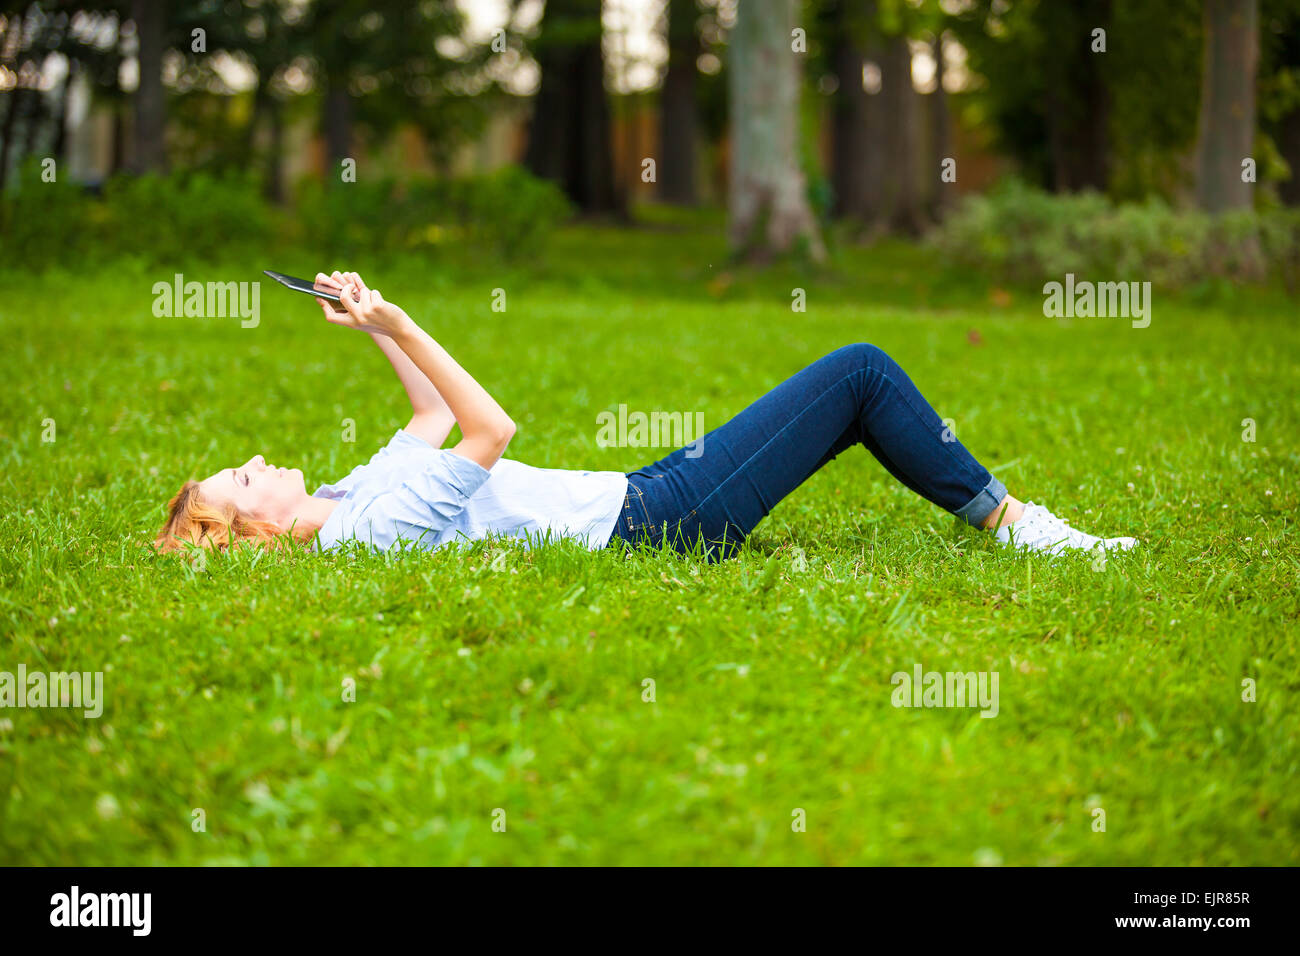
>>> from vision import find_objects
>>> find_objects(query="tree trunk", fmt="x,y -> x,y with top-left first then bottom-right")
52,61 -> 76,166
880,33 -> 927,236
1274,17 -> 1300,207
524,46 -> 574,184
929,32 -> 952,220
266,97 -> 286,204
1195,0 -> 1258,212
524,0 -> 622,215
0,14 -> 9,192
659,0 -> 700,204
573,38 -> 620,213
0,88 -> 28,193
728,0 -> 824,261
1042,0 -> 1110,193
1279,106 -> 1300,207
131,0 -> 167,173
830,1 -> 870,221
110,99 -> 127,175
322,78 -> 353,180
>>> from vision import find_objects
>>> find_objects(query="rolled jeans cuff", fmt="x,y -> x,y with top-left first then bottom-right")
954,475 -> 1008,528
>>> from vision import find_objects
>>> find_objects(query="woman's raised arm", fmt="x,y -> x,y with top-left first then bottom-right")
315,272 -> 457,447
325,271 -> 515,471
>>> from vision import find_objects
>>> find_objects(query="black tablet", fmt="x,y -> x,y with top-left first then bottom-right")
263,270 -> 348,311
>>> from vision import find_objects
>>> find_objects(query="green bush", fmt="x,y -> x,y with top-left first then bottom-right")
0,161 -> 104,267
2,164 -> 571,272
296,166 -> 572,261
930,179 -> 1300,291
99,171 -> 272,264
0,166 -> 271,270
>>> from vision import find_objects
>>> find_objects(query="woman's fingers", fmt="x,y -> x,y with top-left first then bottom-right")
318,297 -> 351,328
331,271 -> 350,300
329,274 -> 384,330
343,273 -> 369,309
340,283 -> 363,321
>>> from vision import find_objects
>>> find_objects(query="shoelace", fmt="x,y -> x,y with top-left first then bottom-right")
1021,510 -> 1074,547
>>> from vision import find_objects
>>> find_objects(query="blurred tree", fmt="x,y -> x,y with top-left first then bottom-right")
237,1 -> 299,203
524,0 -> 621,215
1,0 -> 490,195
659,0 -> 700,205
0,2 -> 69,190
820,0 -> 946,234
824,0 -> 879,225
878,28 -> 926,234
728,0 -> 823,260
950,0 -> 1237,203
309,0 -> 353,174
1260,0 -> 1298,205
689,0 -> 737,202
1045,0 -> 1110,192
1106,0 -> 1202,201
0,5 -> 35,192
130,0 -> 165,172
1196,0 -> 1258,212
929,28 -> 950,220
59,3 -> 134,178
949,0 -> 1113,194
303,1 -> 484,182
165,0 -> 311,200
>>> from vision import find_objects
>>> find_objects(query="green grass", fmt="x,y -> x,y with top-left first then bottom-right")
1,213 -> 1297,865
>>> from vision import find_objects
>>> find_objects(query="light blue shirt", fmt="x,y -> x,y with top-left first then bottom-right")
313,429 -> 628,553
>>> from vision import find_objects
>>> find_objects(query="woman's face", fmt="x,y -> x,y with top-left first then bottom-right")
198,454 -> 307,527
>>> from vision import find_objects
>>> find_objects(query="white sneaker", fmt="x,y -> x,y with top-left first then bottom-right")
995,501 -> 1137,556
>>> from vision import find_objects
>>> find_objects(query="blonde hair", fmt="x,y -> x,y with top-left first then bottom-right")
155,480 -> 297,553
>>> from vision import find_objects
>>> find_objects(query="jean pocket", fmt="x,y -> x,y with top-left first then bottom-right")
623,488 -> 653,536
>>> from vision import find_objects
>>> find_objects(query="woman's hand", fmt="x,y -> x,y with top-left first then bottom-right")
316,267 -> 514,469
315,270 -> 412,337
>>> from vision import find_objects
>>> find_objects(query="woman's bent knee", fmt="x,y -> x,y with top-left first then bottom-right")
831,342 -> 892,371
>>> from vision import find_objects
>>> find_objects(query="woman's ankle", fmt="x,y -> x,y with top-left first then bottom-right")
981,495 -> 1025,530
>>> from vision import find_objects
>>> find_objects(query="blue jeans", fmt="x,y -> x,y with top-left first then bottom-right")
607,344 -> 1007,559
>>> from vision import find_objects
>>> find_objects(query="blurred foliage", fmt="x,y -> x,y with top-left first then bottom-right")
948,0 -> 1202,200
931,179 -> 1300,290
0,163 -> 273,268
0,162 -> 571,268
294,165 -> 572,260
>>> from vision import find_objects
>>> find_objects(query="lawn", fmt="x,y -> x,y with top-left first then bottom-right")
1,214 -> 1297,865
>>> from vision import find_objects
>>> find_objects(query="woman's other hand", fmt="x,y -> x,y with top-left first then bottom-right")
322,271 -> 413,338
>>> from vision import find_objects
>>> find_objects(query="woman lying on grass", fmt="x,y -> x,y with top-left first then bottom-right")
156,271 -> 1137,559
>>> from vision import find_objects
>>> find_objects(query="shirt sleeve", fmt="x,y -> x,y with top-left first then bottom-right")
341,448 -> 492,549
314,429 -> 429,500
368,427 -> 433,464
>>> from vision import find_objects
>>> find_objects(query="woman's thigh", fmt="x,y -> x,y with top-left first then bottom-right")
625,345 -> 882,555
620,343 -> 997,557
